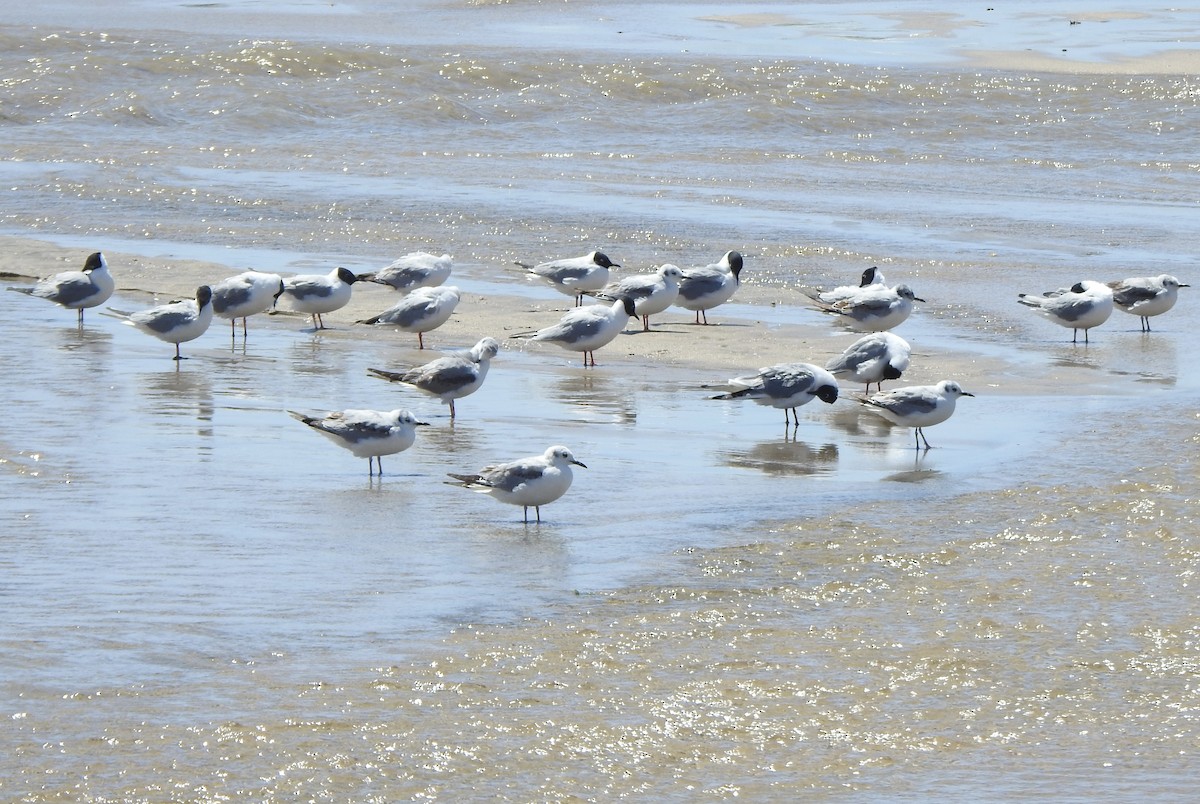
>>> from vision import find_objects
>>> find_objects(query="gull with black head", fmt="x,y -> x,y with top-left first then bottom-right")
104,285 -> 214,360
280,266 -> 358,330
676,250 -> 745,325
517,250 -> 620,307
711,362 -> 840,426
211,270 -> 285,338
8,251 -> 114,325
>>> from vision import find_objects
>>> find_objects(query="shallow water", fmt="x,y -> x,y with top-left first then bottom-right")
3,0 -> 1200,799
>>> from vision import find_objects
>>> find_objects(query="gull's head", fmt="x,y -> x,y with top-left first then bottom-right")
895,284 -> 925,303
725,251 -> 745,277
336,267 -> 358,285
939,380 -> 974,398
659,264 -> 684,281
814,383 -> 840,404
473,337 -> 501,361
592,251 -> 619,269
196,285 -> 213,307
547,445 -> 587,469
393,409 -> 429,427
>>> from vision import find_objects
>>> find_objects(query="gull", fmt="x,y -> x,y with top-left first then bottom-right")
358,285 -> 461,349
8,251 -> 114,325
357,252 -> 453,293
1106,274 -> 1189,332
516,250 -> 619,306
105,285 -> 214,360
367,336 -> 499,419
802,266 -> 886,305
711,362 -> 840,426
854,379 -> 974,450
513,296 -> 637,367
211,270 -> 285,338
1017,280 -> 1113,343
280,267 -> 358,330
826,332 -> 912,392
803,283 -> 924,332
288,408 -> 427,476
447,445 -> 586,523
676,250 -> 745,325
590,263 -> 683,331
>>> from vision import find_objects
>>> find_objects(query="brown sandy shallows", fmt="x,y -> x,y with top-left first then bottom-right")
1,235 -> 1119,397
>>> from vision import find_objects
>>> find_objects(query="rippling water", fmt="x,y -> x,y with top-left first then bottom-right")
3,1 -> 1199,799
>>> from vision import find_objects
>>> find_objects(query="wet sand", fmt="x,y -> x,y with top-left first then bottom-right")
0,234 -> 1124,396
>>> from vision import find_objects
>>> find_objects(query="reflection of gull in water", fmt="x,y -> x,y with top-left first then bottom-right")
720,439 -> 839,477
288,408 -> 428,476
138,369 -> 216,440
8,251 -> 114,325
853,379 -> 974,450
551,372 -> 637,424
447,445 -> 586,524
710,362 -> 839,426
367,336 -> 498,419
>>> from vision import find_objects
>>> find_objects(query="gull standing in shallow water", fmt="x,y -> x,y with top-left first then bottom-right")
1017,280 -> 1113,343
676,250 -> 745,325
803,283 -> 924,332
854,379 -> 974,450
516,250 -> 619,306
590,263 -> 684,331
288,408 -> 427,476
367,336 -> 499,419
105,285 -> 214,360
825,331 -> 912,392
211,270 -> 285,338
358,285 -> 461,349
280,266 -> 358,330
513,295 -> 637,366
8,251 -> 114,325
357,252 -> 453,293
1106,274 -> 1188,332
711,362 -> 840,426
447,445 -> 586,524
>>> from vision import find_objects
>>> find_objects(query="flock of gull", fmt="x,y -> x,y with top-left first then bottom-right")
8,249 -> 1190,522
